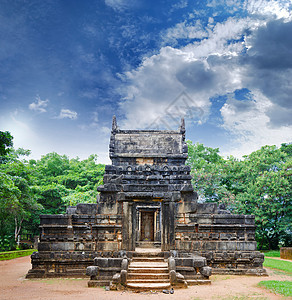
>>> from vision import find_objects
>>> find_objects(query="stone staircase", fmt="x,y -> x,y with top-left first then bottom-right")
126,248 -> 171,291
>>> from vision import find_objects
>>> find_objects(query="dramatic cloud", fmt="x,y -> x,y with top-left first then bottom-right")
246,0 -> 292,20
119,2 -> 292,157
29,95 -> 49,113
58,109 -> 78,120
242,19 -> 292,127
220,90 -> 292,157
119,17 -> 249,129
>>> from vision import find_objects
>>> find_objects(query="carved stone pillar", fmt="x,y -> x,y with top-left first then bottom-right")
161,199 -> 175,251
122,201 -> 135,251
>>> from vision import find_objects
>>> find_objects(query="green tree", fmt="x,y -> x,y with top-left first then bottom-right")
186,141 -> 292,249
186,141 -> 232,203
0,131 -> 13,164
0,149 -> 42,245
30,153 -> 104,213
225,146 -> 291,249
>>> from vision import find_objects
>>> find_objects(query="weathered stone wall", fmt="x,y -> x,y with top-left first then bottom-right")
174,204 -> 266,275
26,203 -> 123,278
280,247 -> 292,260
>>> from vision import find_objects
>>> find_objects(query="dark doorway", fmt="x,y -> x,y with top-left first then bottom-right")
140,211 -> 154,241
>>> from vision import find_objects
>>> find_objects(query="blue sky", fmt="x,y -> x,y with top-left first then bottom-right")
0,0 -> 291,163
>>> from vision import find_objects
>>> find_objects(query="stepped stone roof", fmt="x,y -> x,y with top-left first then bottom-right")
109,116 -> 188,159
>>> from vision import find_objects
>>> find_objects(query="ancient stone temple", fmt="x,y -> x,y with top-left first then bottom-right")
26,117 -> 266,289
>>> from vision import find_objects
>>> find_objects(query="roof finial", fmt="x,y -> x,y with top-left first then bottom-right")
112,115 -> 117,132
180,118 -> 185,133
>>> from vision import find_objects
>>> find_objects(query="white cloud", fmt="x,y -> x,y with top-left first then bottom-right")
118,3 -> 292,157
104,0 -> 135,11
172,0 -> 188,10
162,20 -> 208,46
29,95 -> 49,113
245,0 -> 292,20
58,109 -> 78,120
119,17 -> 250,129
220,90 -> 292,158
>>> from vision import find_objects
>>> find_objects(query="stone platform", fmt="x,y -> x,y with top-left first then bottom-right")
86,247 -> 211,291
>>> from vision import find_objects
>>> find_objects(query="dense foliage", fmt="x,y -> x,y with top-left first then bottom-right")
186,141 -> 292,250
0,132 -> 105,251
0,131 -> 291,251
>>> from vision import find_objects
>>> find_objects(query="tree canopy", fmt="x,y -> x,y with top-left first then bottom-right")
0,133 -> 105,250
186,141 -> 292,250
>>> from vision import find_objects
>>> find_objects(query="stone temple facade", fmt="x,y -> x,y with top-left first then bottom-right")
26,117 -> 266,287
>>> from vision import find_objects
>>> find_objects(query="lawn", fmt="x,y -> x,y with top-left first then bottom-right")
0,249 -> 36,261
263,257 -> 292,275
258,280 -> 292,297
261,250 -> 280,257
259,257 -> 292,297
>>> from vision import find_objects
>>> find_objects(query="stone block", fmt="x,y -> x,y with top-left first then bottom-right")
280,247 -> 292,259
31,252 -> 40,259
196,203 -> 218,214
199,266 -> 212,277
40,215 -> 69,225
209,233 -> 219,240
204,241 -> 217,250
237,242 -> 257,251
244,216 -> 255,225
182,258 -> 193,267
66,206 -> 77,215
170,270 -> 176,284
108,258 -> 122,268
214,215 -> 245,224
86,266 -> 99,277
217,241 -> 227,251
121,258 -> 128,270
193,256 -> 206,268
168,257 -> 176,270
51,242 -> 75,251
176,272 -> 185,283
112,273 -> 120,283
192,241 -> 201,250
225,242 -> 237,251
120,270 -> 127,284
95,258 -> 108,268
37,243 -> 50,251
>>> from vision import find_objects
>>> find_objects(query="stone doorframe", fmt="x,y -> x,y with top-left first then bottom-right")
136,204 -> 161,243
121,198 -> 176,251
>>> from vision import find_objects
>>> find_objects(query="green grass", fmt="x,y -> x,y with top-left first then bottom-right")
263,257 -> 292,275
0,249 -> 36,261
258,281 -> 292,297
262,250 -> 280,257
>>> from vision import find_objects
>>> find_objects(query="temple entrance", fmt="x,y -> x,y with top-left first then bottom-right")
140,211 -> 154,241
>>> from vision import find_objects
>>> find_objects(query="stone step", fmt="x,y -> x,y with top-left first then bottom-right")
187,279 -> 211,285
129,262 -> 168,268
128,273 -> 169,279
126,282 -> 171,291
128,267 -> 169,273
135,242 -> 158,248
133,247 -> 164,257
132,257 -> 165,262
127,279 -> 170,284
133,253 -> 164,258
